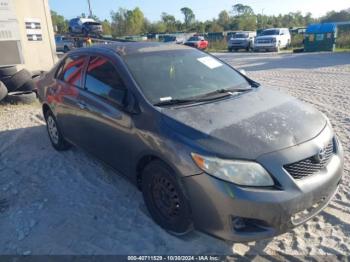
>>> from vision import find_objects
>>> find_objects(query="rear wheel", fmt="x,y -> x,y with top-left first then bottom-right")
142,160 -> 193,235
45,110 -> 71,151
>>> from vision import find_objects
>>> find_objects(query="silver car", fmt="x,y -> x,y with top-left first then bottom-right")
68,18 -> 103,36
228,31 -> 256,52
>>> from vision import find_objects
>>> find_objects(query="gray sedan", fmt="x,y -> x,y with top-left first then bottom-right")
37,42 -> 343,242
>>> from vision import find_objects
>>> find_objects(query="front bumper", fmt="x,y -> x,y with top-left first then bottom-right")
228,42 -> 250,49
254,43 -> 278,51
182,127 -> 344,242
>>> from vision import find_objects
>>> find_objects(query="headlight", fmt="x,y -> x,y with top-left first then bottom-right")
191,153 -> 274,186
272,38 -> 277,43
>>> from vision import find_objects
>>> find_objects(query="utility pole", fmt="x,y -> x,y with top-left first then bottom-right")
87,0 -> 93,18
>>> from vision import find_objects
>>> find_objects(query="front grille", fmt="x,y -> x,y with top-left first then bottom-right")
284,139 -> 335,180
257,39 -> 272,44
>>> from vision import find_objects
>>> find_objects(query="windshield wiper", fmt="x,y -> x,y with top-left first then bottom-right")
154,88 -> 252,107
154,98 -> 199,107
198,87 -> 252,98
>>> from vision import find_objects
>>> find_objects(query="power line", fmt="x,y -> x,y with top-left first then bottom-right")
87,0 -> 93,17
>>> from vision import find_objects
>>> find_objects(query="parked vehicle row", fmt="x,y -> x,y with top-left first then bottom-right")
228,28 -> 292,52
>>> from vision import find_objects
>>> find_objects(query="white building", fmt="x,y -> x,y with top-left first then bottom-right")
0,0 -> 57,71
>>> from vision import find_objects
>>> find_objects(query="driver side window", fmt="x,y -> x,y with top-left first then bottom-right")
85,56 -> 127,106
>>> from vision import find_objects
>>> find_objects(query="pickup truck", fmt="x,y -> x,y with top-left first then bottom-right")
55,35 -> 75,53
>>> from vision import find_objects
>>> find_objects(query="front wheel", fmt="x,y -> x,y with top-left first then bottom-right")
142,160 -> 193,235
45,110 -> 71,151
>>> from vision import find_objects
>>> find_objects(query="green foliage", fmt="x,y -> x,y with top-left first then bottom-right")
232,4 -> 254,16
51,10 -> 68,34
180,7 -> 195,30
207,39 -> 227,51
161,12 -> 178,33
101,19 -> 112,35
321,10 -> 350,23
217,11 -> 230,30
336,31 -> 350,49
111,7 -> 146,37
290,34 -> 304,48
207,23 -> 224,33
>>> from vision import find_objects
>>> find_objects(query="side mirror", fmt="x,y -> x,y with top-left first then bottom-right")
124,91 -> 140,114
239,69 -> 247,76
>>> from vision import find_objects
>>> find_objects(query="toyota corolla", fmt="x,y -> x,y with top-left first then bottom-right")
37,42 -> 344,242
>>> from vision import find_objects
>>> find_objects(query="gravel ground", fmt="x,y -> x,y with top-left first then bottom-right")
0,52 -> 349,257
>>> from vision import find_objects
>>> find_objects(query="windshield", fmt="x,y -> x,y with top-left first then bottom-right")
260,29 -> 279,36
84,22 -> 101,26
234,33 -> 249,38
188,36 -> 201,41
124,49 -> 250,104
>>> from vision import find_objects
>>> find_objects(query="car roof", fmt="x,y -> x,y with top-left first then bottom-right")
263,28 -> 288,30
71,42 -> 194,57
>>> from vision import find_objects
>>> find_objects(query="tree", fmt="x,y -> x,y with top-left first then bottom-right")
180,7 -> 195,30
161,12 -> 177,32
101,19 -> 112,36
218,10 -> 231,30
208,22 -> 223,32
321,10 -> 350,23
51,10 -> 68,34
111,7 -> 146,37
232,4 -> 254,16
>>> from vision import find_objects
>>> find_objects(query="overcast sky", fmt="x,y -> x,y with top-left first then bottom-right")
49,0 -> 350,22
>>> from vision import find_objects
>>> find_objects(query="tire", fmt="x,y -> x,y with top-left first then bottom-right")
0,66 -> 17,77
0,75 -> 11,83
17,79 -> 36,92
44,110 -> 71,151
4,91 -> 37,104
3,69 -> 32,92
142,160 -> 193,235
246,43 -> 251,52
0,81 -> 8,101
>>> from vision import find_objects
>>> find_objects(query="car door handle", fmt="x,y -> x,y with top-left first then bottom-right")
77,101 -> 87,110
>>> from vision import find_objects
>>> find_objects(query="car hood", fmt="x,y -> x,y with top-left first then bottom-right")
160,87 -> 326,160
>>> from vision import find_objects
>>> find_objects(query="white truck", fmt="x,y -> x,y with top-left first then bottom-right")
254,28 -> 291,52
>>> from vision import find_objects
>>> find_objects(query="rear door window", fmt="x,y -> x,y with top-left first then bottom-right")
84,56 -> 126,105
57,56 -> 87,88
